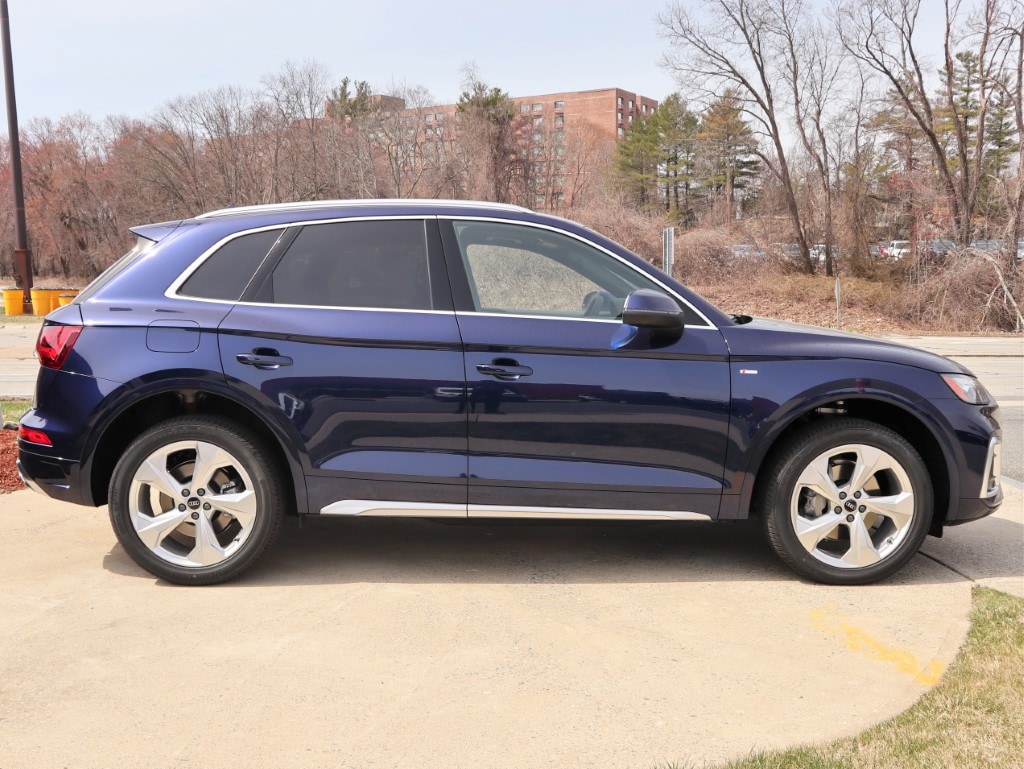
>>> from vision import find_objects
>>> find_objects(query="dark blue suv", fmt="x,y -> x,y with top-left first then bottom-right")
18,200 -> 1003,585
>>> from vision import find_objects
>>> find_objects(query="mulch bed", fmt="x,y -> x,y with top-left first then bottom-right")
1,432 -> 25,493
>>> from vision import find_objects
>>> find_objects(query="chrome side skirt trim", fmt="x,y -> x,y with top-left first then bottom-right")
469,505 -> 711,521
319,500 -> 712,521
320,500 -> 466,517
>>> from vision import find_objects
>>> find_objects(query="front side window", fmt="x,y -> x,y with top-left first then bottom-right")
267,220 -> 432,310
451,221 -> 672,320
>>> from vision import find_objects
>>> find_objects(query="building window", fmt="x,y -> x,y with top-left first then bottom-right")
628,99 -> 634,109
520,103 -> 530,114
554,114 -> 564,127
618,111 -> 623,123
425,113 -> 434,123
532,116 -> 543,126
425,126 -> 434,135
617,96 -> 623,107
532,131 -> 543,142
642,104 -> 647,114
617,127 -> 624,137
532,146 -> 544,157
435,113 -> 445,122
627,114 -> 633,124
532,103 -> 543,112
554,100 -> 565,110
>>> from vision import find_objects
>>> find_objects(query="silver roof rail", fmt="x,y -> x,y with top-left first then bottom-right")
195,199 -> 531,220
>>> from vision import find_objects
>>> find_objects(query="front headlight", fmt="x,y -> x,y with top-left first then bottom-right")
941,373 -> 993,404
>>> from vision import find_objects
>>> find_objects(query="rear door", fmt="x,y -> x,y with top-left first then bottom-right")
216,217 -> 469,517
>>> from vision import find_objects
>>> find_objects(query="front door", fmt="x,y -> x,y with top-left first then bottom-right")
440,218 -> 731,519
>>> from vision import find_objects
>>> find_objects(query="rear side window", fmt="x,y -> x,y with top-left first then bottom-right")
268,220 -> 433,310
179,230 -> 282,301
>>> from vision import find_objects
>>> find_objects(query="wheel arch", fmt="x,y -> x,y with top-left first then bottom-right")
84,383 -> 308,514
740,394 -> 957,536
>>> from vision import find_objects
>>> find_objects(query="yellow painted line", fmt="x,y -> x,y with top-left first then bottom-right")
810,605 -> 945,686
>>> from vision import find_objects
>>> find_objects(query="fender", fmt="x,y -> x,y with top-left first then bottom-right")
78,373 -> 311,513
727,378 -> 962,522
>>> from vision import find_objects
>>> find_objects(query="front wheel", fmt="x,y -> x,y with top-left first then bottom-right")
761,418 -> 933,585
108,416 -> 285,585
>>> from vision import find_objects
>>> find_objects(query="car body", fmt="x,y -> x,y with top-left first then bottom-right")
19,200 -> 1003,585
887,240 -> 911,260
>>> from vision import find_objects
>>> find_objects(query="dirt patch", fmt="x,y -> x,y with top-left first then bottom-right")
1,432 -> 25,493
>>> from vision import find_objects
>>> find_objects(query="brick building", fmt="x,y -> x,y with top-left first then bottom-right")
510,88 -> 659,141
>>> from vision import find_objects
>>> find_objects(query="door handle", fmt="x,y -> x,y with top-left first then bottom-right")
236,349 -> 293,370
476,359 -> 533,381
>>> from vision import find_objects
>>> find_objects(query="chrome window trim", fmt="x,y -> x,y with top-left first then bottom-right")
440,215 -> 716,329
165,213 -> 719,330
320,499 -> 712,521
164,215 -> 433,306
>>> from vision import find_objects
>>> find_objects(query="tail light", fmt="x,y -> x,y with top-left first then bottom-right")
18,425 -> 52,446
36,324 -> 83,370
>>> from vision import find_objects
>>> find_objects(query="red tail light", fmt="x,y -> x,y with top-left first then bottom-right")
18,425 -> 52,446
36,324 -> 83,370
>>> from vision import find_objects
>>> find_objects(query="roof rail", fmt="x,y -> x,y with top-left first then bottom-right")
195,199 -> 531,220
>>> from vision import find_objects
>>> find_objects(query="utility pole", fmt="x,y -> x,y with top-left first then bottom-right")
1,0 -> 33,312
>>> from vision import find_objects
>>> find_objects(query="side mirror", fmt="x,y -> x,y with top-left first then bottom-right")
621,289 -> 685,332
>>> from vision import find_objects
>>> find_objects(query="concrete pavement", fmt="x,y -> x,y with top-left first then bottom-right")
4,486 -> 1019,769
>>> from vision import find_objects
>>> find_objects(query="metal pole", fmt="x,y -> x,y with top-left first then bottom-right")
1,0 -> 33,311
662,227 -> 675,277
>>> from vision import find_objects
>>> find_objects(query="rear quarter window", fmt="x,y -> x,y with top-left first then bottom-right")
178,229 -> 283,301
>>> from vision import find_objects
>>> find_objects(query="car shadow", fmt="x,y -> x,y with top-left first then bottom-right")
100,514 -> 984,588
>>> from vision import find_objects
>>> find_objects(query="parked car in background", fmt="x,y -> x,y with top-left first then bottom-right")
810,244 -> 839,263
730,243 -> 767,259
887,240 -> 911,260
18,200 -> 1003,586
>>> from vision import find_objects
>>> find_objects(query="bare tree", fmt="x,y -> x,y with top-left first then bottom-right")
837,0 -> 1018,248
774,6 -> 848,275
660,0 -> 816,273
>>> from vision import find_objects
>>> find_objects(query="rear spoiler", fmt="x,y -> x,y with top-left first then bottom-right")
129,219 -> 186,243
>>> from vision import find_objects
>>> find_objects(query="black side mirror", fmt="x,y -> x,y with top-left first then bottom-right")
621,289 -> 685,332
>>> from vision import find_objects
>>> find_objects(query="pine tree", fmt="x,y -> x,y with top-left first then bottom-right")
696,91 -> 760,224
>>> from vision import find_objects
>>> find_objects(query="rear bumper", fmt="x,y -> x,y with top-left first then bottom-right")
16,444 -> 86,506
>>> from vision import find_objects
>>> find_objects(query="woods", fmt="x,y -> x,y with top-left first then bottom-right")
0,0 -> 1021,330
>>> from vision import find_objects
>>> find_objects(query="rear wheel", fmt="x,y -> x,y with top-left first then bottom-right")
108,416 -> 285,585
761,418 -> 933,585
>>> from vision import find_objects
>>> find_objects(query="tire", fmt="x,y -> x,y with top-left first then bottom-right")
760,418 -> 933,585
108,416 -> 285,585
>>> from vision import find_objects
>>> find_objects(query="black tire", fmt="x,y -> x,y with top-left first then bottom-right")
760,418 -> 933,585
108,416 -> 285,585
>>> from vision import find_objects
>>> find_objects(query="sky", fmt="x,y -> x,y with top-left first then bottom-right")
6,0 -> 683,123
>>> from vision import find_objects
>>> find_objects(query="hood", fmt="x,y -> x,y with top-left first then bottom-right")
721,317 -> 972,376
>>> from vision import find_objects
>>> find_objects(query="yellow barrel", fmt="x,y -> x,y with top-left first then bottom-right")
57,293 -> 76,307
30,287 -> 50,316
2,288 -> 24,316
48,288 -> 66,312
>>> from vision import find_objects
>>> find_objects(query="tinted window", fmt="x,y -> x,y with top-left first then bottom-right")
452,221 -> 687,320
179,230 -> 281,301
270,220 -> 432,310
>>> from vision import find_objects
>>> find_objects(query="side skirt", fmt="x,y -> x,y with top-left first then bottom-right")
319,499 -> 712,521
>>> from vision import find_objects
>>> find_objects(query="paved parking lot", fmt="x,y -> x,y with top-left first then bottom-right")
0,323 -> 1021,768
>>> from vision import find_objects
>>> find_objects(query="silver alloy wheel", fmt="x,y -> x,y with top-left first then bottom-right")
127,440 -> 258,568
789,443 -> 915,569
